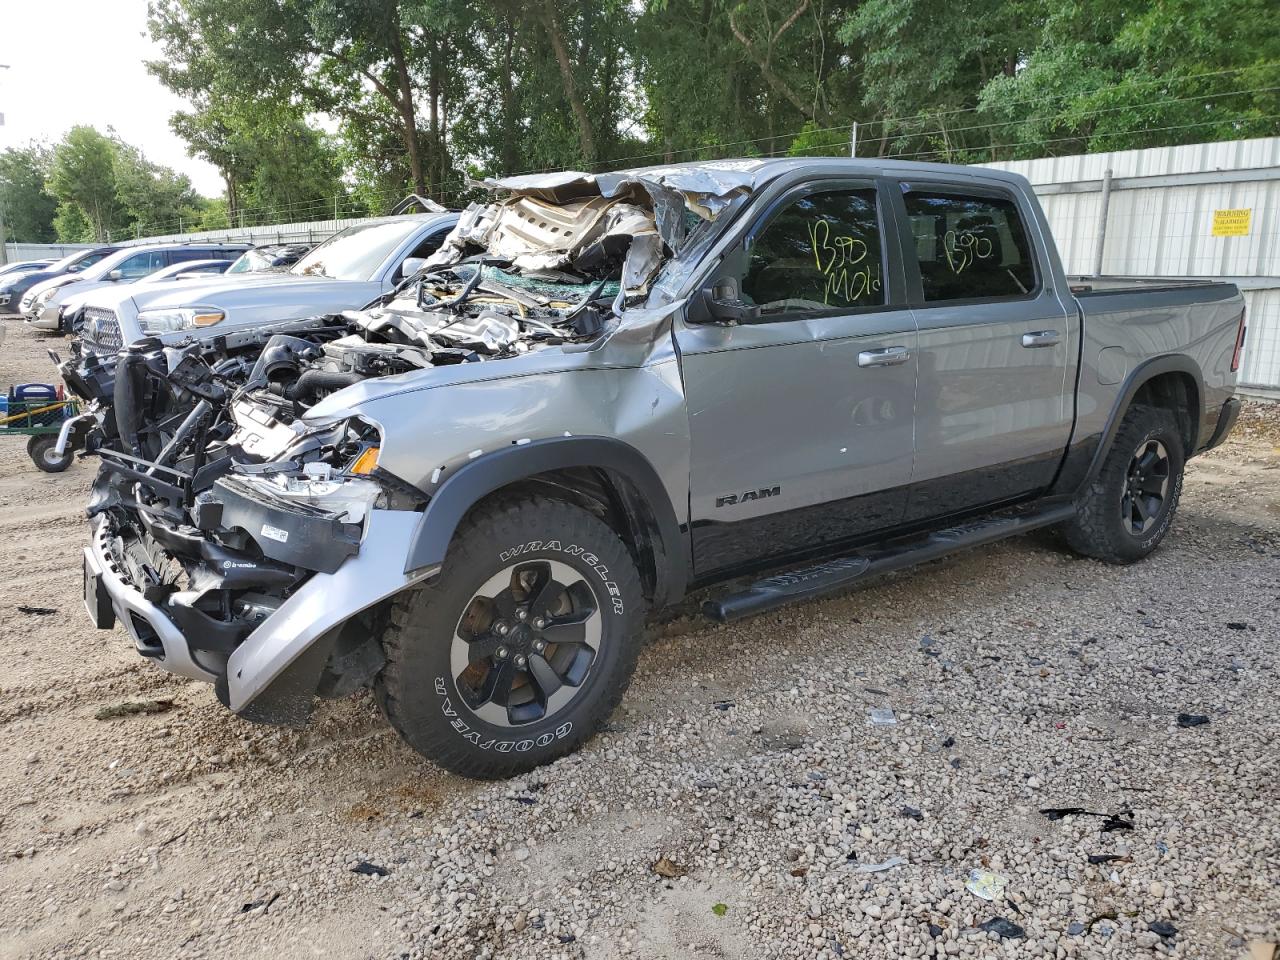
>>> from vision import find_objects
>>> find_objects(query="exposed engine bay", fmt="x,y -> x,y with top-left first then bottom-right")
64,162 -> 758,716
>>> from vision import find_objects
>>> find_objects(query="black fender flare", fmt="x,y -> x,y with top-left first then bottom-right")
1069,354 -> 1205,493
403,436 -> 688,606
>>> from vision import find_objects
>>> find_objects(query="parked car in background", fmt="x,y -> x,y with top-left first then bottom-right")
77,214 -> 456,348
58,260 -> 234,333
225,242 -> 312,274
135,259 -> 234,282
0,259 -> 55,279
22,242 -> 250,331
0,246 -> 120,315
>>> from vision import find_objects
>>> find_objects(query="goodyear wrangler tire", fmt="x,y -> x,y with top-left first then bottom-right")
376,496 -> 645,778
1064,404 -> 1185,564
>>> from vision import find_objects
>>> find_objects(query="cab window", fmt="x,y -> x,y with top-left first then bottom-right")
741,188 -> 885,316
903,191 -> 1036,302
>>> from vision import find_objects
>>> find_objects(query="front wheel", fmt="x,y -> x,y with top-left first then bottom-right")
377,496 -> 645,778
28,435 -> 73,473
1064,404 -> 1185,563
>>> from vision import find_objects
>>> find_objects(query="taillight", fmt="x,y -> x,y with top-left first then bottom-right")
1231,308 -> 1247,373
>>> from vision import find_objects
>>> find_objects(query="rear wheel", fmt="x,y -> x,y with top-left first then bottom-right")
377,497 -> 645,778
1064,404 -> 1184,563
27,435 -> 72,473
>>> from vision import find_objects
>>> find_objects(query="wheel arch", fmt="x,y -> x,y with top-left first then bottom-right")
1084,355 -> 1204,486
404,437 -> 688,608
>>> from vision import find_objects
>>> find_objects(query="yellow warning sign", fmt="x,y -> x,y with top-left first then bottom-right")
1212,208 -> 1252,237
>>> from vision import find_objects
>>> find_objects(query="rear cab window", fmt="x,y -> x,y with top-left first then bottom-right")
741,188 -> 885,318
903,190 -> 1036,302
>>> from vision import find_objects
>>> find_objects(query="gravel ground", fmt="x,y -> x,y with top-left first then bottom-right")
1,317 -> 1278,960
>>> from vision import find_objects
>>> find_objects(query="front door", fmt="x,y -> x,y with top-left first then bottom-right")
895,184 -> 1076,521
677,180 -> 918,580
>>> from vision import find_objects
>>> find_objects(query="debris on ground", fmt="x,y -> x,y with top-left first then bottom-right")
965,868 -> 1009,901
1148,920 -> 1178,939
978,917 -> 1025,939
711,903 -> 728,916
1086,853 -> 1131,864
651,857 -> 687,879
1177,713 -> 1211,727
852,856 -> 906,874
1040,806 -> 1134,832
900,805 -> 924,821
94,699 -> 176,720
868,707 -> 897,726
16,605 -> 57,615
350,861 -> 389,877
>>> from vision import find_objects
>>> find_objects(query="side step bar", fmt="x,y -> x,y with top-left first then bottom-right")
702,502 -> 1077,623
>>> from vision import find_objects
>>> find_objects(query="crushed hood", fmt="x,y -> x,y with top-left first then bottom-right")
425,161 -> 762,296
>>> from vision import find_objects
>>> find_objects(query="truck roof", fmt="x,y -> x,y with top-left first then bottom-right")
616,156 -> 1032,192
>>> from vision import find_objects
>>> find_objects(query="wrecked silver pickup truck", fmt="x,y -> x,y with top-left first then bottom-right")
71,158 -> 1245,778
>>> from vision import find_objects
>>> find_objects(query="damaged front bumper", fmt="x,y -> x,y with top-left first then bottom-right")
84,500 -> 433,723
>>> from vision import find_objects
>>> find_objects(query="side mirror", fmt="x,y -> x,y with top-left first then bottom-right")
400,257 -> 428,279
698,285 -> 761,325
107,269 -> 123,281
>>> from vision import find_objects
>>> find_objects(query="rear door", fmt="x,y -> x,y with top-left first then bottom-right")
893,182 -> 1075,521
677,179 -> 917,578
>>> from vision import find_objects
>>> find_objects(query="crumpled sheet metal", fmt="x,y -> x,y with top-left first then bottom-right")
423,162 -> 762,294
425,195 -> 661,293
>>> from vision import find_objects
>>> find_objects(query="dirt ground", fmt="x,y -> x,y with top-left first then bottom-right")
1,317 -> 1277,960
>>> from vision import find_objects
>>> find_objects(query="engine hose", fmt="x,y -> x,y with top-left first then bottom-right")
113,351 -> 144,457
284,369 -> 364,402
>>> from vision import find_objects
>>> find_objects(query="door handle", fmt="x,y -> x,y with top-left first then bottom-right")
857,346 -> 910,367
1021,330 -> 1061,348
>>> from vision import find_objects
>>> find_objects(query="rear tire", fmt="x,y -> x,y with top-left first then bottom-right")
1064,404 -> 1184,563
377,496 -> 645,779
28,435 -> 72,473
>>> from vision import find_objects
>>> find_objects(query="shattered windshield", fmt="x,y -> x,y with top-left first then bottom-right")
448,263 -> 620,304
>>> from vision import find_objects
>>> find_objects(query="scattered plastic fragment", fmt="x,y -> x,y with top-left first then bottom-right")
95,699 -> 176,720
1067,921 -> 1087,936
1155,840 -> 1169,855
1148,920 -> 1177,939
239,892 -> 280,913
558,934 -> 576,943
852,855 -> 906,874
1086,853 -> 1130,864
1100,814 -> 1134,832
1040,806 -> 1133,832
865,688 -> 890,696
509,796 -> 537,805
868,707 -> 897,726
979,917 -> 1025,939
941,736 -> 955,748
901,805 -> 924,821
350,861 -> 389,877
712,699 -> 734,711
17,605 -> 57,615
711,903 -> 728,916
928,923 -> 943,938
965,868 -> 1008,901
651,857 -> 687,879
1225,622 -> 1248,631
1176,713 -> 1210,728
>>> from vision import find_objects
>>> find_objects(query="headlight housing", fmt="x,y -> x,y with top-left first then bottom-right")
137,307 -> 225,334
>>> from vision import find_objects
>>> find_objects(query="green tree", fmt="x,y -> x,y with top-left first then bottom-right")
0,144 -> 58,243
47,126 -> 124,242
113,142 -> 204,235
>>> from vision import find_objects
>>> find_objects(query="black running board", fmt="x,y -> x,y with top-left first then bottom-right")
702,501 -> 1076,623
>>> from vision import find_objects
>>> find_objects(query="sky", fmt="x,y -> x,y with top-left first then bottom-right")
0,0 -> 224,196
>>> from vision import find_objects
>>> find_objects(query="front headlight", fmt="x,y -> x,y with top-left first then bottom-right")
36,288 -> 57,306
137,307 -> 225,334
